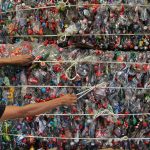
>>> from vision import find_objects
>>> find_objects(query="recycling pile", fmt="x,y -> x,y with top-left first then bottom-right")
0,0 -> 150,150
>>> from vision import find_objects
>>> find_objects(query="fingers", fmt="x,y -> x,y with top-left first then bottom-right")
21,55 -> 35,66
28,55 -> 35,61
70,94 -> 77,99
67,94 -> 77,100
61,94 -> 77,105
23,55 -> 35,61
22,55 -> 35,66
68,94 -> 77,104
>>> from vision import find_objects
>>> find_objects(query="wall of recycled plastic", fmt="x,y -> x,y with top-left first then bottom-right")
0,0 -> 150,150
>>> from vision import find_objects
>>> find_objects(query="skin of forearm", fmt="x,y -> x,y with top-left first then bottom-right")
0,57 -> 12,65
0,57 -> 21,65
0,98 -> 64,121
0,55 -> 33,65
21,98 -> 64,117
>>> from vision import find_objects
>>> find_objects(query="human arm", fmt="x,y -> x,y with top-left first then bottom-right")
0,55 -> 34,65
0,94 -> 77,121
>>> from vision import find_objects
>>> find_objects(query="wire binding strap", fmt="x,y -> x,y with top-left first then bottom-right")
6,33 -> 150,38
33,61 -> 150,65
0,133 -> 149,140
0,85 -> 149,89
37,113 -> 150,116
0,3 -> 150,14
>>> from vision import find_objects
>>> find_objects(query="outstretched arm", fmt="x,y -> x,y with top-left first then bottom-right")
0,94 -> 77,121
0,55 -> 34,65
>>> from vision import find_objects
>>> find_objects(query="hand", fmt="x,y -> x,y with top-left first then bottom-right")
61,94 -> 77,105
